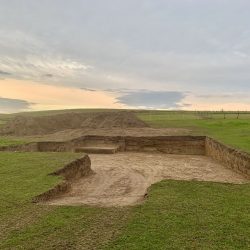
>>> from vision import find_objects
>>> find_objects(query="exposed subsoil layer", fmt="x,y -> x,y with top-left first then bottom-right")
46,152 -> 249,207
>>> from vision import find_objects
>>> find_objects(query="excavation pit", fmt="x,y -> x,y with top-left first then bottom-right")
45,152 -> 248,207
2,135 -> 249,207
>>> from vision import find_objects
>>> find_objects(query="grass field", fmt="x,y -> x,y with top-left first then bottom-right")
0,152 -> 131,249
137,111 -> 250,153
0,152 -> 249,249
0,110 -> 250,249
0,137 -> 27,147
1,109 -> 250,151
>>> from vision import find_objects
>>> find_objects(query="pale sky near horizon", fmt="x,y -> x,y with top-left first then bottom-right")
0,0 -> 250,113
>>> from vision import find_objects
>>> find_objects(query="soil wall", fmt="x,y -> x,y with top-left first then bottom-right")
33,154 -> 92,202
1,136 -> 249,177
71,135 -> 206,155
37,141 -> 70,152
0,136 -> 207,155
206,137 -> 250,177
71,135 -> 125,150
124,136 -> 205,155
50,154 -> 92,180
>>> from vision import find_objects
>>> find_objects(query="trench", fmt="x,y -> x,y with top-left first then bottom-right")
1,136 -> 249,207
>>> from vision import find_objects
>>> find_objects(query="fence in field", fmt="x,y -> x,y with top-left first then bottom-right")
195,111 -> 250,120
137,110 -> 250,120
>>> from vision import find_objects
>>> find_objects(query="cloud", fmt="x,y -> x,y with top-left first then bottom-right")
179,92 -> 250,111
43,73 -> 54,78
0,78 -> 249,111
0,97 -> 33,113
0,1 -> 250,109
80,88 -> 96,92
0,70 -> 11,75
0,78 -> 127,112
117,91 -> 185,109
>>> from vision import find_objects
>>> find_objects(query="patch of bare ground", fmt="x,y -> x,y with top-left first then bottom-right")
15,127 -> 191,142
0,110 -> 191,142
46,152 -> 249,207
0,111 -> 148,136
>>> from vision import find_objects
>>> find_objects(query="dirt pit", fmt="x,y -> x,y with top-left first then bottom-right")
46,152 -> 248,207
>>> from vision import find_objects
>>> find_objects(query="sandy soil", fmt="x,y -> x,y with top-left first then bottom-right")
6,127 -> 191,142
47,152 -> 248,207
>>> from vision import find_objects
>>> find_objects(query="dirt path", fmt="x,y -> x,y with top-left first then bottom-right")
47,152 -> 248,207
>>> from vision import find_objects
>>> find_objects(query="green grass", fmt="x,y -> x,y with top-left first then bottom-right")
137,111 -> 250,152
0,152 -> 249,249
2,109 -> 249,151
0,137 -> 27,146
0,110 -> 249,249
0,152 -> 130,250
106,181 -> 250,250
0,120 -> 6,126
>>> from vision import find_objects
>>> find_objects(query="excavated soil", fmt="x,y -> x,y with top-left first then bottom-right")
0,111 -> 148,136
17,127 -> 191,142
47,152 -> 249,207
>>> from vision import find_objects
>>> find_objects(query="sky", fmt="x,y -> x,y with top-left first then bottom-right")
0,0 -> 250,113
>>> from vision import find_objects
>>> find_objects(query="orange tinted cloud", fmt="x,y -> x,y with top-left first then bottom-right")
180,94 -> 250,111
0,78 -> 126,112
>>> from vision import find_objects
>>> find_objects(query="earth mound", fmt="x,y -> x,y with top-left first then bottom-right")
80,111 -> 147,129
0,111 -> 148,136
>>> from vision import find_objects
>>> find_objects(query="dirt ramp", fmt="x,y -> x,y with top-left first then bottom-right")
33,154 -> 93,203
0,111 -> 147,136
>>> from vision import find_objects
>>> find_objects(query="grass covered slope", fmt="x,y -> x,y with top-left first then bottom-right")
138,111 -> 250,153
0,152 -> 249,249
0,152 -> 130,249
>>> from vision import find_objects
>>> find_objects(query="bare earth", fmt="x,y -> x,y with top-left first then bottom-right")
1,111 -> 191,141
47,152 -> 249,207
12,127 -> 191,142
